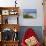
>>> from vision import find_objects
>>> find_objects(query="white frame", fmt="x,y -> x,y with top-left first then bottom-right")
2,10 -> 9,15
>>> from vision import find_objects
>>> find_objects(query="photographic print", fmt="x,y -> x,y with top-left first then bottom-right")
2,10 -> 9,15
23,9 -> 37,19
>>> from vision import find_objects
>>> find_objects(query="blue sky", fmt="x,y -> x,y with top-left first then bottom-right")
23,9 -> 37,13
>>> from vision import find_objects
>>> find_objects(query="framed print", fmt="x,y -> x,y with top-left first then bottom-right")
9,10 -> 17,15
9,11 -> 17,15
2,10 -> 9,15
10,11 -> 15,15
9,10 -> 15,15
23,9 -> 37,19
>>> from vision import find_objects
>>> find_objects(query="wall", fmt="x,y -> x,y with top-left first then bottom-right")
44,0 -> 46,26
44,16 -> 46,26
0,0 -> 44,26
18,0 -> 44,26
43,0 -> 46,45
0,0 -> 15,7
